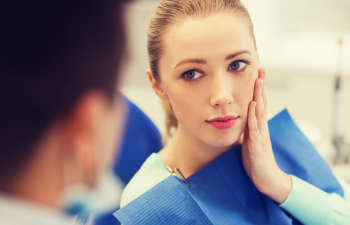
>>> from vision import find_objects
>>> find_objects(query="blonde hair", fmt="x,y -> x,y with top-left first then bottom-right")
147,0 -> 255,144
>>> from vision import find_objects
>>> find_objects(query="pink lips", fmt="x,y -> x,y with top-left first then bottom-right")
206,116 -> 239,130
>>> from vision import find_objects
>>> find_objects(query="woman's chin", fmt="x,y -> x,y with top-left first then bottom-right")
206,130 -> 241,146
205,136 -> 240,149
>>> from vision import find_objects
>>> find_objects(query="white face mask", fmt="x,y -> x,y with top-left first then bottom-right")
60,170 -> 124,218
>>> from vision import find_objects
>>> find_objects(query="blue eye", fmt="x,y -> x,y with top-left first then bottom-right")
229,60 -> 248,71
181,70 -> 203,80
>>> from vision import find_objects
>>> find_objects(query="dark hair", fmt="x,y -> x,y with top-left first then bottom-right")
0,0 -> 130,187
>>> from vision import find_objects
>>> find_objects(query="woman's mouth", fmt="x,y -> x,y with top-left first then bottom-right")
205,116 -> 240,130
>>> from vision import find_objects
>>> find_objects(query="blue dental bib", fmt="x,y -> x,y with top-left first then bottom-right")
114,109 -> 344,225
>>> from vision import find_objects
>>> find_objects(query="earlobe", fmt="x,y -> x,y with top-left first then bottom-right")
146,69 -> 168,100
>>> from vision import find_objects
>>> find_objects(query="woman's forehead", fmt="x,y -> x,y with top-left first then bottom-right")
161,12 -> 255,64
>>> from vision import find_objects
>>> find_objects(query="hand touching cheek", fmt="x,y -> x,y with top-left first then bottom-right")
241,69 -> 292,204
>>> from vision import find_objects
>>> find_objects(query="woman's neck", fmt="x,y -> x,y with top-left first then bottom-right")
159,127 -> 233,178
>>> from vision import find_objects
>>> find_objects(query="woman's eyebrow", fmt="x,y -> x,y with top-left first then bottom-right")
174,58 -> 206,69
225,50 -> 250,60
174,50 -> 250,69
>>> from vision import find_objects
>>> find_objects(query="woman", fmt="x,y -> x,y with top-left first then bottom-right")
119,0 -> 350,224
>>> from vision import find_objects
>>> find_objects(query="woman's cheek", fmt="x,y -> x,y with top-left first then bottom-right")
167,89 -> 193,123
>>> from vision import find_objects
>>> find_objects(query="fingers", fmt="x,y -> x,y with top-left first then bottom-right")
252,68 -> 269,137
249,68 -> 269,140
254,78 -> 265,129
262,79 -> 268,115
260,80 -> 270,136
258,68 -> 265,79
248,101 -> 258,140
253,77 -> 259,102
259,68 -> 268,114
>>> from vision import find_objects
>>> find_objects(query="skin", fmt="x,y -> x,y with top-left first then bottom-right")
7,90 -> 126,209
243,71 -> 292,203
148,11 -> 292,204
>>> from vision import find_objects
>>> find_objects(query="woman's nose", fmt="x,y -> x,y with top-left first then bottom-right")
209,73 -> 234,107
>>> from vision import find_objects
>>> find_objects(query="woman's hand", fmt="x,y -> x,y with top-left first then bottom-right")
241,69 -> 292,204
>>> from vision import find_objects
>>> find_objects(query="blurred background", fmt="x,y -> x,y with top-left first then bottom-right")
119,0 -> 350,178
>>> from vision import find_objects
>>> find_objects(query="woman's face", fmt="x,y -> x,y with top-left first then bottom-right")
158,11 -> 259,148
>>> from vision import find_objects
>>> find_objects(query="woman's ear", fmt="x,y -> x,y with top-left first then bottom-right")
147,69 -> 168,100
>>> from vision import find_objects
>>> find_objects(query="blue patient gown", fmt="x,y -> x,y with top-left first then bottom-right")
114,109 -> 344,225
